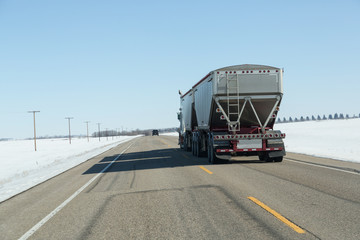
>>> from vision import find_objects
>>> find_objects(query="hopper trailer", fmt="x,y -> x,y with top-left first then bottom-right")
178,64 -> 286,163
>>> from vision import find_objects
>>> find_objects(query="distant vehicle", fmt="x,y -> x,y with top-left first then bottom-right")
178,64 -> 286,163
152,130 -> 159,136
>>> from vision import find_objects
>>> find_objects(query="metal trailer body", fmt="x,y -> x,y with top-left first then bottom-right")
178,64 -> 286,163
178,90 -> 194,150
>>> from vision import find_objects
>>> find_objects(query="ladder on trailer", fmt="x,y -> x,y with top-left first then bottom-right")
226,74 -> 240,133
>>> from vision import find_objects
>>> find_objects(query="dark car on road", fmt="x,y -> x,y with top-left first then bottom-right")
152,130 -> 159,136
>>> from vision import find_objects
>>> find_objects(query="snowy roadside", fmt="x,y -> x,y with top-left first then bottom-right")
0,136 -> 139,202
160,132 -> 178,136
276,118 -> 360,163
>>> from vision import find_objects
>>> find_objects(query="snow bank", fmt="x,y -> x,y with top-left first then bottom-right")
160,132 -> 178,136
0,136 -> 138,202
276,118 -> 360,163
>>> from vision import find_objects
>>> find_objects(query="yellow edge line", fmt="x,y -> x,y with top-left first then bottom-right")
199,166 -> 213,174
248,197 -> 305,234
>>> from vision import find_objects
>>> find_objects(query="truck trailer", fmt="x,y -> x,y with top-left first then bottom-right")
178,64 -> 286,163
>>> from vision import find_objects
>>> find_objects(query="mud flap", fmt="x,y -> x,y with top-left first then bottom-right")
267,139 -> 286,157
268,149 -> 285,158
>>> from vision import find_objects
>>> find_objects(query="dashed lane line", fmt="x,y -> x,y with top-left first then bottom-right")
159,139 -> 172,148
199,166 -> 213,174
248,196 -> 305,234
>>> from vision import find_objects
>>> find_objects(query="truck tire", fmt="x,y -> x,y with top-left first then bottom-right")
184,136 -> 189,152
192,140 -> 195,155
258,153 -> 272,162
258,153 -> 267,161
196,140 -> 200,157
194,140 -> 197,156
208,142 -> 220,164
207,145 -> 212,163
259,153 -> 283,162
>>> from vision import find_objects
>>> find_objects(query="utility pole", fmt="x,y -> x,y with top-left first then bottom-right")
106,128 -> 108,141
28,111 -> 40,151
84,121 -> 90,142
65,117 -> 74,144
97,123 -> 101,142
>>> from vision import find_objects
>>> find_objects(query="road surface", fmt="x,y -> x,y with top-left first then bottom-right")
1,136 -> 359,239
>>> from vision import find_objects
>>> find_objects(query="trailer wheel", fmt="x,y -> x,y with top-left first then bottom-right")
258,153 -> 266,161
273,156 -> 283,162
208,143 -> 220,164
192,140 -> 195,155
184,135 -> 189,152
194,140 -> 197,156
258,153 -> 272,162
207,144 -> 212,163
196,140 -> 200,157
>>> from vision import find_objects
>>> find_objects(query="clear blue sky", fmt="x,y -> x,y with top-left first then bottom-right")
1,0 -> 359,139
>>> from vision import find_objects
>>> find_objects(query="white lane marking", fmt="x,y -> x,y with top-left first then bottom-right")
285,158 -> 359,175
19,142 -> 134,240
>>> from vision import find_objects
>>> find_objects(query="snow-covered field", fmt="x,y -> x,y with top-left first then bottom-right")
0,136 -> 139,202
1,119 -> 359,203
277,118 -> 360,163
160,132 -> 179,136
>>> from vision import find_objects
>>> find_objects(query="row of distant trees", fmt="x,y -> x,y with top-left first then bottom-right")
18,128 -> 180,141
91,127 -> 180,137
278,113 -> 360,123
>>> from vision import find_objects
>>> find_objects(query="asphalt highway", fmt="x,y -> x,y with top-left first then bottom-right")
1,136 -> 359,239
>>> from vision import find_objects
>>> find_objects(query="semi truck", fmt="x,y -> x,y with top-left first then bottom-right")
178,64 -> 286,163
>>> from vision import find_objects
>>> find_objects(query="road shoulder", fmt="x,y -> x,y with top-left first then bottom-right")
285,152 -> 360,174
